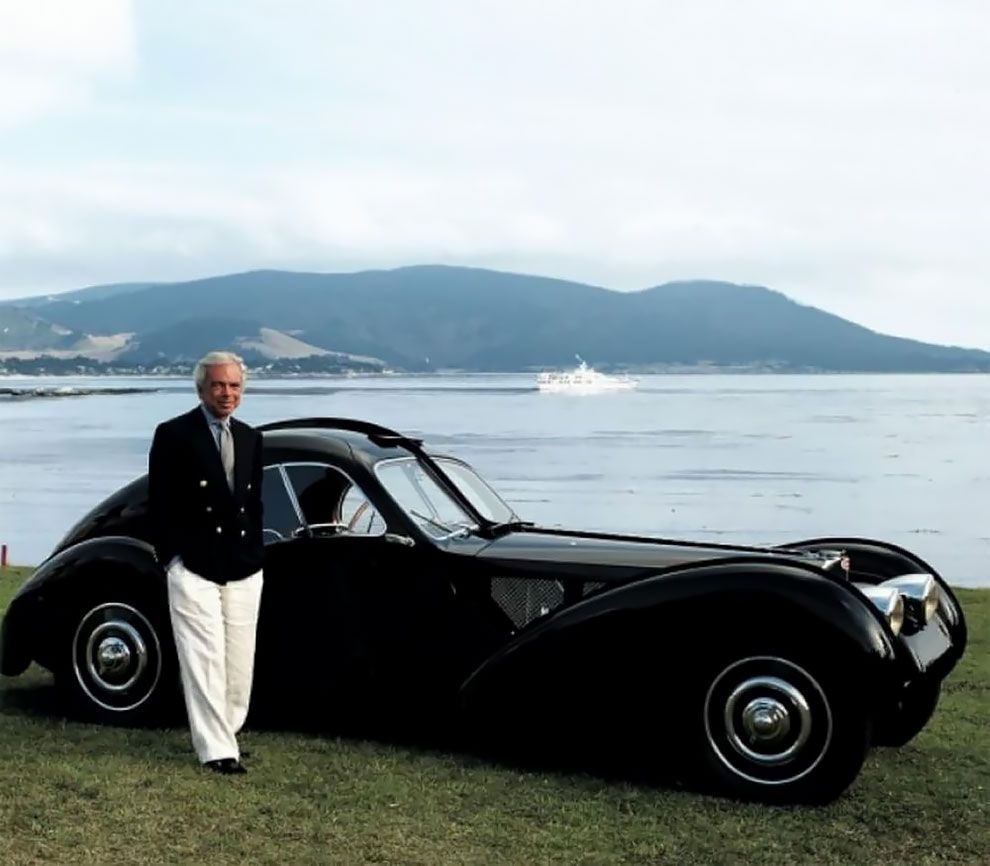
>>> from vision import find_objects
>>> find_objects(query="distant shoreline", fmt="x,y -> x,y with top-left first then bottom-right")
3,368 -> 990,380
0,386 -> 159,399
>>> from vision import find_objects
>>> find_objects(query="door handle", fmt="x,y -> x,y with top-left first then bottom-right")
384,533 -> 415,547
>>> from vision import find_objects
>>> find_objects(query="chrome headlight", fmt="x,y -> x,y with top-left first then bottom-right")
858,585 -> 905,636
883,574 -> 940,626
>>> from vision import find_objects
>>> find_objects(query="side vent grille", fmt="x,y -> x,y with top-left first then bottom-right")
492,578 -> 565,629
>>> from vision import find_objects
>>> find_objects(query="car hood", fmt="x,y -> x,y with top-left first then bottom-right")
473,526 -> 841,582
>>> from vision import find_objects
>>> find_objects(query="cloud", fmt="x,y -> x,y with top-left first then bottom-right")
0,0 -> 135,126
2,153 -> 985,347
0,1 -> 987,349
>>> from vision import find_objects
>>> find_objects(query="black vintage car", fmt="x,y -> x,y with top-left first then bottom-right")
0,418 -> 967,803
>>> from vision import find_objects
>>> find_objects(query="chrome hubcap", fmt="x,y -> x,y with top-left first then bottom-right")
73,602 -> 162,713
96,636 -> 132,677
742,697 -> 791,741
723,676 -> 811,765
704,657 -> 833,786
85,620 -> 147,691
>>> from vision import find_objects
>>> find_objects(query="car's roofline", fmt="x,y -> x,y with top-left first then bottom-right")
258,417 -> 421,445
260,417 -> 422,464
259,417 -> 493,530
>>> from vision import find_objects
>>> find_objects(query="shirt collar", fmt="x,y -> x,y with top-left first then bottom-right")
200,403 -> 231,429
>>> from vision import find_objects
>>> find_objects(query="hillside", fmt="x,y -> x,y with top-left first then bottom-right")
1,266 -> 988,372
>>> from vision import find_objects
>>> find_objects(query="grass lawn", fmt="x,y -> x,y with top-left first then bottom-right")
1,564 -> 987,864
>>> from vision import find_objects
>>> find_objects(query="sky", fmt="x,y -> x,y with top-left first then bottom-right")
0,0 -> 987,348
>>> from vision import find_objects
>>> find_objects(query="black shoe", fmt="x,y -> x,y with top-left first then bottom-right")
204,758 -> 247,775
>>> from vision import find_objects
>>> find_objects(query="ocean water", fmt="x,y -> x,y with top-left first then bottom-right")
1,373 -> 987,586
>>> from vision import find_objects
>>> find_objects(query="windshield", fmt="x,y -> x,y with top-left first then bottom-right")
375,456 -> 517,537
375,457 -> 477,539
433,457 -> 517,524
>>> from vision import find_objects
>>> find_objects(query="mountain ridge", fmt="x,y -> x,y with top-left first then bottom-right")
1,265 -> 987,372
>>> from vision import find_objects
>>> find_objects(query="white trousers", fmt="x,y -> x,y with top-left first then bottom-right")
167,560 -> 264,764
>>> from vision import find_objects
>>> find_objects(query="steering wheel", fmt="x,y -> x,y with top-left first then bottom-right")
347,500 -> 371,531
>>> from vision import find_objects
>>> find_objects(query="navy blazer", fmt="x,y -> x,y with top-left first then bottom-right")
148,406 -> 264,583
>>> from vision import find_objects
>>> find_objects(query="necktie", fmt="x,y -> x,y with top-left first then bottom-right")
219,422 -> 235,492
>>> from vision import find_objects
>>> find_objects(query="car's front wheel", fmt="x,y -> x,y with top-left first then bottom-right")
699,653 -> 870,804
58,591 -> 178,725
873,678 -> 941,747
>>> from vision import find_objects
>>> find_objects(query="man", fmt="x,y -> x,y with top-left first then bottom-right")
148,351 -> 264,775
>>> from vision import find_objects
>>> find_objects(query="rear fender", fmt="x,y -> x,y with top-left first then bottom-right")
460,558 -> 898,723
2,536 -> 164,674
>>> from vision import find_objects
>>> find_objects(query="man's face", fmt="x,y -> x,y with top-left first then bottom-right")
198,363 -> 243,419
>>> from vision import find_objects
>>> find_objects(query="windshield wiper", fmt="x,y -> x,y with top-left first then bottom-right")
486,519 -> 534,538
410,509 -> 477,539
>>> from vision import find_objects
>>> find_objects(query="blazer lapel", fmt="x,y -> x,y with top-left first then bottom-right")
231,419 -> 252,497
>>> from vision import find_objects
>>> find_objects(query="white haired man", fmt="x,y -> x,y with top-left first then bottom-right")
148,351 -> 264,775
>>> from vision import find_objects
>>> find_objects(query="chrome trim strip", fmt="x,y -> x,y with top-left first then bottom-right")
276,463 -> 305,527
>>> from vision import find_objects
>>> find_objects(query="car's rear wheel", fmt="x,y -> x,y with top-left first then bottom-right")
699,653 -> 870,804
58,590 -> 178,725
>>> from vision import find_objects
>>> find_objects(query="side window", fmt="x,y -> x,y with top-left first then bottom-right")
285,464 -> 348,526
261,466 -> 302,543
284,463 -> 386,537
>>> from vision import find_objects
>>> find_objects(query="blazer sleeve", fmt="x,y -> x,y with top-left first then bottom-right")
148,422 -> 181,566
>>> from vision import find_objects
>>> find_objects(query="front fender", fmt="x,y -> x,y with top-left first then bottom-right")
782,536 -> 967,672
1,536 -> 163,675
460,558 -> 898,720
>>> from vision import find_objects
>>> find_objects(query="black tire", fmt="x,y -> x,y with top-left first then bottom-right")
57,588 -> 179,726
873,679 -> 941,747
698,653 -> 871,804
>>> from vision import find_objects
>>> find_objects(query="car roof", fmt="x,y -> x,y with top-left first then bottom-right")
259,418 -> 423,467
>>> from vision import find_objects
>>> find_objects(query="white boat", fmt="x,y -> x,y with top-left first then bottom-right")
536,356 -> 638,394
